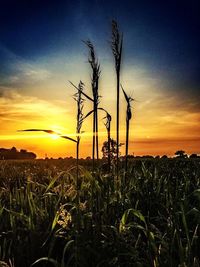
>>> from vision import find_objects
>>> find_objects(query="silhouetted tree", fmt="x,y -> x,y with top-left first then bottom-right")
190,153 -> 199,158
102,139 -> 123,161
11,147 -> 17,153
175,150 -> 187,158
0,147 -> 36,160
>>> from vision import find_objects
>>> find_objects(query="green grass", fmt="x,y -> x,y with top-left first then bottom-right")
0,158 -> 199,267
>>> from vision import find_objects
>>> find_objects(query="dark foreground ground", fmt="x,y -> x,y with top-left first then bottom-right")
0,158 -> 199,267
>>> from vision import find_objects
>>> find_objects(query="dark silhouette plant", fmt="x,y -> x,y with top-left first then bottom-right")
84,40 -> 101,165
103,111 -> 112,171
121,85 -> 134,173
18,129 -> 77,143
111,20 -> 123,180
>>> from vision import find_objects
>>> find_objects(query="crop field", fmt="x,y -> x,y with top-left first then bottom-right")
0,158 -> 199,267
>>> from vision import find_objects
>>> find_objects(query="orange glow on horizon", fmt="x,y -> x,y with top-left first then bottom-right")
0,63 -> 200,158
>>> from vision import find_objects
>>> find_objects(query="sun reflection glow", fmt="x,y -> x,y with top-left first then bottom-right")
50,134 -> 60,140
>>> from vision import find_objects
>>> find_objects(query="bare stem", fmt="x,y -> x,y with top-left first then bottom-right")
111,20 -> 123,182
84,40 -> 100,168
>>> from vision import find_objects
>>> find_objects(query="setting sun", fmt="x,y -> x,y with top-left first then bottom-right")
50,134 -> 60,140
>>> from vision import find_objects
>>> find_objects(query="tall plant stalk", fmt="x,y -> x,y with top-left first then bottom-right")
111,20 -> 123,179
73,81 -> 84,173
84,40 -> 100,168
72,81 -> 84,256
121,85 -> 134,173
73,81 -> 84,196
103,111 -> 112,172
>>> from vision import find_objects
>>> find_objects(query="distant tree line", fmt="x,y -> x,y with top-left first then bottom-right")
101,141 -> 199,160
0,147 -> 36,160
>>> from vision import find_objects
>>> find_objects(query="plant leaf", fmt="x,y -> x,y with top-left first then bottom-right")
18,129 -> 77,143
31,257 -> 59,267
69,81 -> 94,102
121,85 -> 129,103
81,110 -> 95,121
60,135 -> 77,143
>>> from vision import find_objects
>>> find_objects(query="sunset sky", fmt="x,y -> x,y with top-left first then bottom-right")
0,0 -> 200,158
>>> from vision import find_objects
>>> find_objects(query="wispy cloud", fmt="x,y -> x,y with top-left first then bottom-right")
0,90 -> 69,129
0,43 -> 51,87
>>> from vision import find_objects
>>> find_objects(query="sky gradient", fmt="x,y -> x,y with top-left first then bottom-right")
0,0 -> 200,158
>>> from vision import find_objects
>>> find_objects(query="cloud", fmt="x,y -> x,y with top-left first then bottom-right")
0,43 -> 51,88
0,90 -> 69,128
132,137 -> 200,145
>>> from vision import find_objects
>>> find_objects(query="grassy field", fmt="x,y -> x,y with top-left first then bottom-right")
0,158 -> 200,267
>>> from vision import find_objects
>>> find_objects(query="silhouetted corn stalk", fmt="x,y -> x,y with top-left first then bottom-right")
84,40 -> 101,167
73,81 -> 84,180
111,20 -> 123,179
121,85 -> 134,173
69,81 -> 94,171
72,81 -> 84,266
102,109 -> 112,172
74,80 -> 84,180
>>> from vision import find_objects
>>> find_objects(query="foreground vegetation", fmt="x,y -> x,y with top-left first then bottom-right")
0,158 -> 199,267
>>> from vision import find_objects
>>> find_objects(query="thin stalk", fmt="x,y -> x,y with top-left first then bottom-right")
75,137 -> 80,267
121,85 -> 134,175
108,123 -> 111,172
76,138 -> 80,231
111,20 -> 123,181
95,107 -> 99,160
76,140 -> 79,189
73,81 -> 84,230
103,111 -> 112,172
84,40 -> 100,167
74,81 -> 84,267
125,118 -> 129,172
116,69 -> 120,177
92,108 -> 96,170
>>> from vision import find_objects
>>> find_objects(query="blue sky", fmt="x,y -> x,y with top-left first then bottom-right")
1,0 -> 199,94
